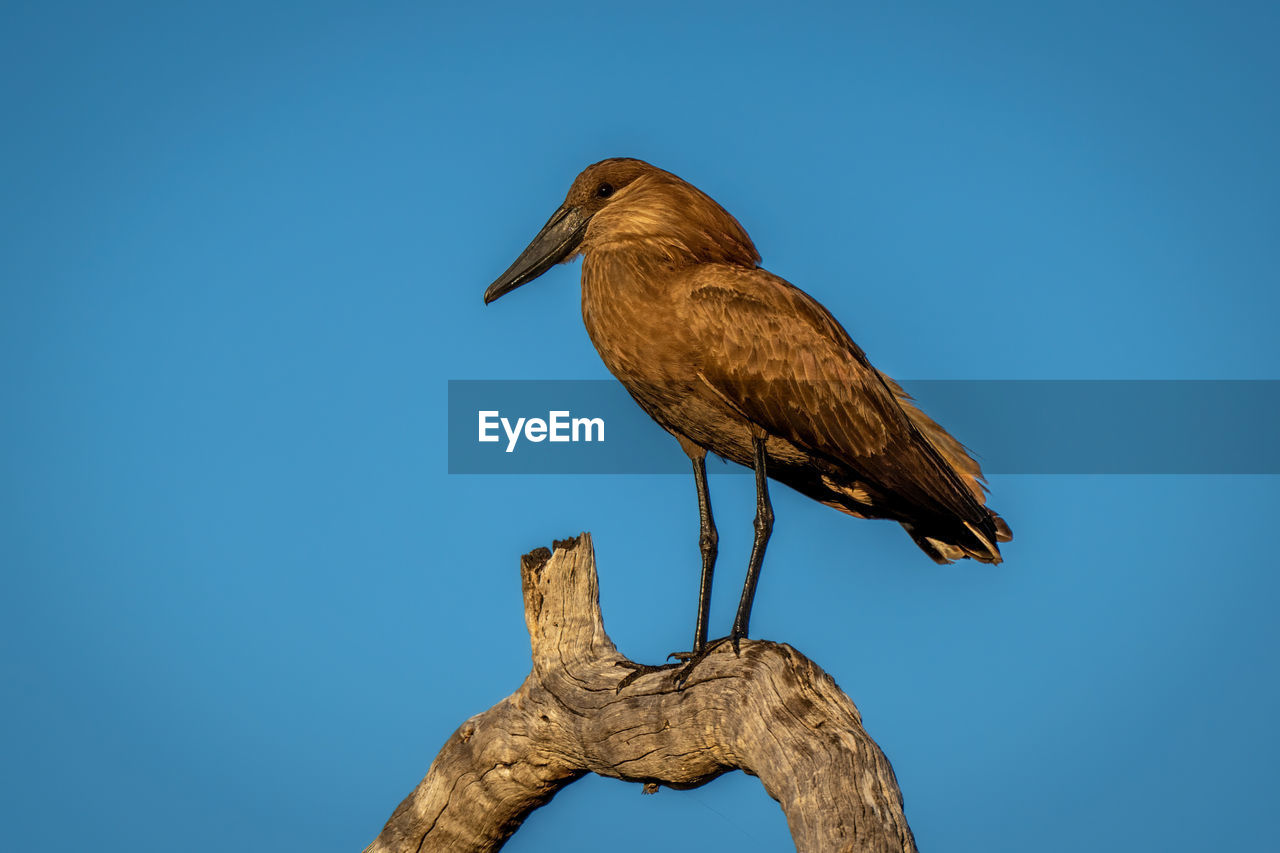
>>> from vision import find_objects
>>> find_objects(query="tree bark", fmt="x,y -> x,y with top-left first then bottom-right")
364,533 -> 917,853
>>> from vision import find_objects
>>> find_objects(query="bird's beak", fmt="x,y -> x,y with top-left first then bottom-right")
484,203 -> 591,304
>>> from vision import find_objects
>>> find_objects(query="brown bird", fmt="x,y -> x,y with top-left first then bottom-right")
484,158 -> 1011,660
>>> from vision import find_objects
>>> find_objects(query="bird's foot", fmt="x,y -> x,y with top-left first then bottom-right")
667,633 -> 745,687
613,660 -> 682,693
615,634 -> 748,692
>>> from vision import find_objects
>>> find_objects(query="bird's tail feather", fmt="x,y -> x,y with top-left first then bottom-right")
902,511 -> 1011,565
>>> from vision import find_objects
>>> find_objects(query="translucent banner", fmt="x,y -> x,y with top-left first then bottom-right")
447,380 -> 1280,474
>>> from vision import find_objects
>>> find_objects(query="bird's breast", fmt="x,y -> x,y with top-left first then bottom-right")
579,253 -> 762,464
580,255 -> 691,397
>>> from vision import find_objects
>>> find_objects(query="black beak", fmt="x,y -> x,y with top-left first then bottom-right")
483,203 -> 591,304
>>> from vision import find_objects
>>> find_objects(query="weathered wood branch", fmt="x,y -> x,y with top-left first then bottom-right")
364,533 -> 917,853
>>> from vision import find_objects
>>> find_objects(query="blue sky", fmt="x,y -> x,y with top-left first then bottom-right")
2,2 -> 1277,851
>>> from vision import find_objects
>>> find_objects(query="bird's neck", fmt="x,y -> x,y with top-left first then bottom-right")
579,250 -> 671,331
577,249 -> 698,392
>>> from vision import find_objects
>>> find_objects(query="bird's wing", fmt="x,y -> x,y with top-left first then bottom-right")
682,265 -> 991,525
875,371 -> 989,502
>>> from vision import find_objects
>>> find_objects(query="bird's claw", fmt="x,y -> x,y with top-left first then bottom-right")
671,635 -> 742,688
613,660 -> 680,693
615,636 -> 744,692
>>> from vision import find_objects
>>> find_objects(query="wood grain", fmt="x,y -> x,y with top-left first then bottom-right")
363,534 -> 917,853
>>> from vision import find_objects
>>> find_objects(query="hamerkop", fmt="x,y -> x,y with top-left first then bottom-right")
484,158 -> 1011,660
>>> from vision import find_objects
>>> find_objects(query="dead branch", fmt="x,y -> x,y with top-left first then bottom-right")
363,533 -> 916,853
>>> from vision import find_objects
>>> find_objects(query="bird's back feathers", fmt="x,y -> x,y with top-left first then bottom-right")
673,264 -> 1009,562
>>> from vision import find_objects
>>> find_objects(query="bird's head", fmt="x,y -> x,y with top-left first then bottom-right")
483,158 -> 759,304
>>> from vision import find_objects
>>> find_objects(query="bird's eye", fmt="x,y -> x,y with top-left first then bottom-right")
596,182 -> 614,198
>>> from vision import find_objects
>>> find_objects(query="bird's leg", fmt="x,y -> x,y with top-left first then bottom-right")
616,446 -> 759,693
663,436 -> 772,683
730,434 -> 773,651
690,453 -> 718,653
617,454 -> 721,693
